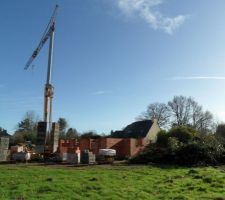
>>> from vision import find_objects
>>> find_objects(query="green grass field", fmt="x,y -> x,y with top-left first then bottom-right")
0,164 -> 224,200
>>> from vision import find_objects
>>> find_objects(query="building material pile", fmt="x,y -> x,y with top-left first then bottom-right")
97,149 -> 116,164
10,145 -> 24,154
81,150 -> 96,164
50,123 -> 60,153
67,147 -> 80,164
0,137 -> 10,162
36,122 -> 59,154
99,149 -> 116,156
10,142 -> 34,162
12,152 -> 28,162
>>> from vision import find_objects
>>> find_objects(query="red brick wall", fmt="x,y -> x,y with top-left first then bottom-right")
106,138 -> 125,158
104,138 -> 146,158
79,138 -> 91,151
58,139 -> 79,153
58,138 -> 147,159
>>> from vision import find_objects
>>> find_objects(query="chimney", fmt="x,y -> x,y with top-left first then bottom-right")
152,118 -> 158,124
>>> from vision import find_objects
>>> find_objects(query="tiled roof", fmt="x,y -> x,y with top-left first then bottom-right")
111,120 -> 153,138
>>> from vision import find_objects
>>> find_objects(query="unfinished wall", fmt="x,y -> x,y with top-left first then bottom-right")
58,137 -> 147,159
58,139 -> 79,153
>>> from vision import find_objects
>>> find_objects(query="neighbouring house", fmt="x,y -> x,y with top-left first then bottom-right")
58,119 -> 160,159
110,119 -> 161,143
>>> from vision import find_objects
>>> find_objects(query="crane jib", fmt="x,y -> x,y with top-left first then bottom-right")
24,6 -> 58,70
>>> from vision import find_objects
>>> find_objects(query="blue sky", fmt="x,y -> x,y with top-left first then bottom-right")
1,0 -> 225,134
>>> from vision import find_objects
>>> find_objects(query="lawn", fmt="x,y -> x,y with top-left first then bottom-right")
0,164 -> 224,200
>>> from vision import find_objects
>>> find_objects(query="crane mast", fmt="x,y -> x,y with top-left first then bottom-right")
25,5 -> 58,151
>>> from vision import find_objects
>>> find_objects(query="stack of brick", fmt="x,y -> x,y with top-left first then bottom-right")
0,137 -> 10,162
81,150 -> 96,164
67,147 -> 80,164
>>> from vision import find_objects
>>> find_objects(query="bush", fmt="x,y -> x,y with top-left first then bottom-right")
176,142 -> 209,165
129,144 -> 170,164
176,136 -> 224,165
156,130 -> 169,147
130,126 -> 225,166
169,126 -> 197,143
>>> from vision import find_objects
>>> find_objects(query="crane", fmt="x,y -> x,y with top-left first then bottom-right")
25,5 -> 59,152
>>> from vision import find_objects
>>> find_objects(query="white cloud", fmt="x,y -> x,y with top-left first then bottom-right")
170,76 -> 225,80
92,90 -> 109,95
115,0 -> 188,34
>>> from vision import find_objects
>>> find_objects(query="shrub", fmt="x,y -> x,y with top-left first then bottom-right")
169,126 -> 197,143
156,130 -> 169,147
176,141 -> 208,165
130,126 -> 225,166
215,124 -> 225,147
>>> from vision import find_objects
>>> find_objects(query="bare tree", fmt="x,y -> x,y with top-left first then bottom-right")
139,96 -> 215,133
188,99 -> 215,133
138,102 -> 171,128
168,96 -> 192,126
189,98 -> 204,128
197,111 -> 215,134
168,96 -> 215,133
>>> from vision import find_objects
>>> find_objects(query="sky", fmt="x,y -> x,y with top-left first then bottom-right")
1,0 -> 225,134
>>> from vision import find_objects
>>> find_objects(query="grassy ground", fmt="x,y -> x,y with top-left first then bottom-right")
0,164 -> 224,200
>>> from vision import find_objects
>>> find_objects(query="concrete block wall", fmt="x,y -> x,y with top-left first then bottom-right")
0,137 -> 9,162
51,122 -> 59,153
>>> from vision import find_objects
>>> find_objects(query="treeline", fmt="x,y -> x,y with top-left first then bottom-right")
130,125 -> 225,166
138,95 -> 215,133
0,111 -> 100,146
0,95 -> 223,148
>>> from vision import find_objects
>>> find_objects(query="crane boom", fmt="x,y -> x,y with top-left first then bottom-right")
24,5 -> 58,70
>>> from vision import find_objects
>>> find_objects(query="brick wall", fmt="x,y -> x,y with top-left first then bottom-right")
129,138 -> 146,157
58,137 -> 147,159
58,139 -> 79,153
79,138 -> 91,152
